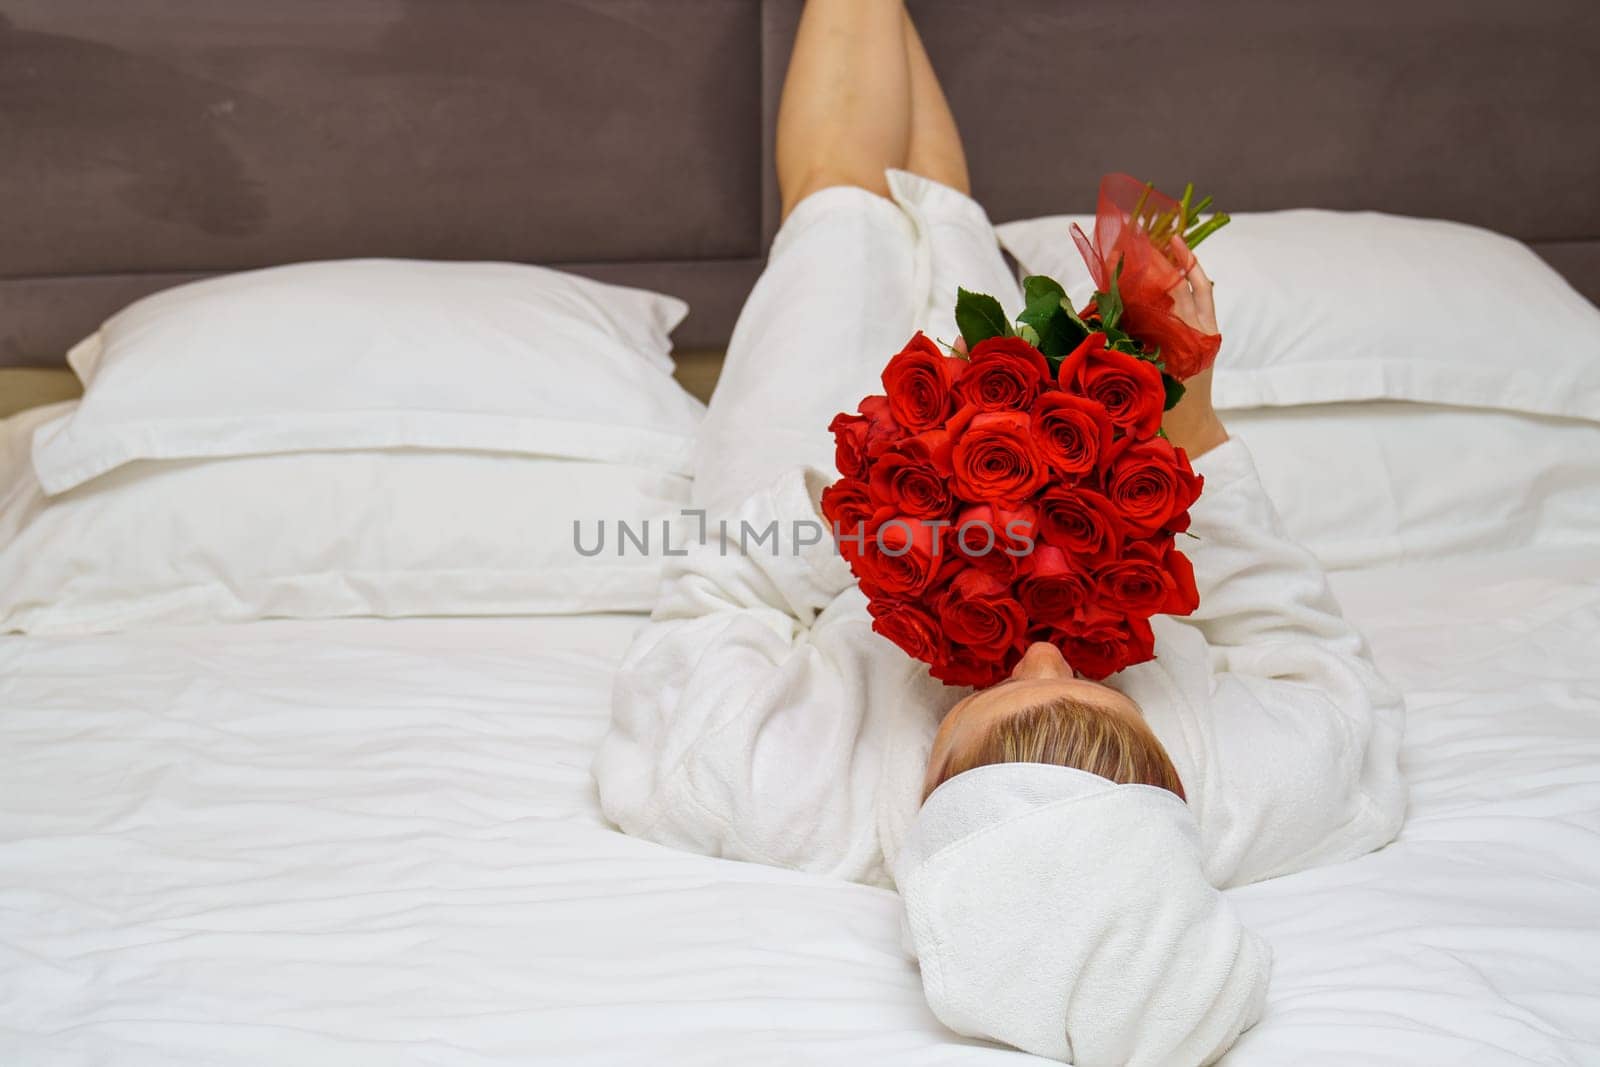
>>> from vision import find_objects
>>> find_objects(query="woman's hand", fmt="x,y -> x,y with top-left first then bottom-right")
1160,238 -> 1229,458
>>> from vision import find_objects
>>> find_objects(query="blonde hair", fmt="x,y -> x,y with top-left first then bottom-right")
924,696 -> 1187,803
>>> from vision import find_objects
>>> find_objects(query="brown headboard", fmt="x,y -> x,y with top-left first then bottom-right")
3,0 -> 1597,369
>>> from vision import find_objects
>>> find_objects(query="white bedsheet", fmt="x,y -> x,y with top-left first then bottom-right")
2,549 -> 1598,1065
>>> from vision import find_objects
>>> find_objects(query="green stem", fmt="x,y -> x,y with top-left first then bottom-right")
1183,212 -> 1231,249
1131,181 -> 1155,232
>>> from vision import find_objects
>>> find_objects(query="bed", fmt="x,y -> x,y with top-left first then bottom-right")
3,2 -> 1599,1064
3,552 -> 1598,1063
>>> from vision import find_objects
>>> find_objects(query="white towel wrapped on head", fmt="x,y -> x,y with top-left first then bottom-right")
896,763 -> 1270,1066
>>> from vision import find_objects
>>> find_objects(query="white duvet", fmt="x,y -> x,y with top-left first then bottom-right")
2,547 -> 1598,1065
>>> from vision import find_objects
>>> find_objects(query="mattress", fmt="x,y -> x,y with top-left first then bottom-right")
2,548 -> 1598,1065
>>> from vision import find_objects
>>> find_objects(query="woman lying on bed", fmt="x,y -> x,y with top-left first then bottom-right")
595,2 -> 1407,1063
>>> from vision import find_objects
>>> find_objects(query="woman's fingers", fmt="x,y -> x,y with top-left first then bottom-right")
1167,235 -> 1217,334
1165,276 -> 1214,335
1184,251 -> 1217,334
1171,235 -> 1216,335
1167,234 -> 1196,272
1168,282 -> 1198,329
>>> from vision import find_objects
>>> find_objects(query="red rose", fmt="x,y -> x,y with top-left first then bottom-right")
1031,391 -> 1113,476
1069,173 -> 1222,381
954,336 -> 1052,412
881,332 -> 964,433
1104,438 -> 1203,536
1160,538 -> 1200,616
1017,544 -> 1093,625
869,429 -> 955,519
1164,446 -> 1202,535
936,569 -> 1028,652
948,406 -> 1049,506
1072,174 -> 1188,307
868,598 -> 946,665
1055,614 -> 1156,680
819,478 -> 874,562
827,412 -> 871,478
1093,540 -> 1183,616
929,643 -> 1011,689
857,395 -> 904,459
856,516 -> 948,598
952,501 -> 1038,582
1057,333 -> 1165,439
1037,485 -> 1127,562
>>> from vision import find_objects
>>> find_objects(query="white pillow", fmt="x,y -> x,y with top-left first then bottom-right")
996,211 -> 1600,420
1226,402 -> 1600,570
2,402 -> 691,633
30,259 -> 704,495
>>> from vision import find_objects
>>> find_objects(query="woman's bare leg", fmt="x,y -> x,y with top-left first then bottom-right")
704,5 -> 1000,507
776,0 -> 913,219
776,1 -> 971,219
902,10 -> 971,195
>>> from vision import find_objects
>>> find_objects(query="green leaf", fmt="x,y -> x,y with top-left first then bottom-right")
1042,312 -> 1088,359
1022,274 -> 1067,307
1102,324 -> 1137,352
1017,323 -> 1041,347
1059,294 -> 1090,334
1097,260 -> 1125,332
1017,294 -> 1057,333
1016,275 -> 1086,358
1162,373 -> 1186,411
954,288 -> 1012,348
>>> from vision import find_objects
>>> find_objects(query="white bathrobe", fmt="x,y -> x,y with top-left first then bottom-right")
593,172 -> 1407,1065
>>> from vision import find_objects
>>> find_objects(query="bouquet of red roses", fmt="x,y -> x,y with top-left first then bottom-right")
821,175 -> 1227,686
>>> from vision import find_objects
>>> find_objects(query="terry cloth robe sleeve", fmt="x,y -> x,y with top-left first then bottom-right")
1120,436 -> 1408,888
894,763 -> 1271,1066
592,465 -> 948,888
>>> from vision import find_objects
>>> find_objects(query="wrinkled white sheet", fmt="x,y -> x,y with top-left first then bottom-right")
2,549 -> 1598,1065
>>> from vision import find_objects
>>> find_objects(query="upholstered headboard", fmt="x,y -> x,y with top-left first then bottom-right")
2,0 -> 1596,370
